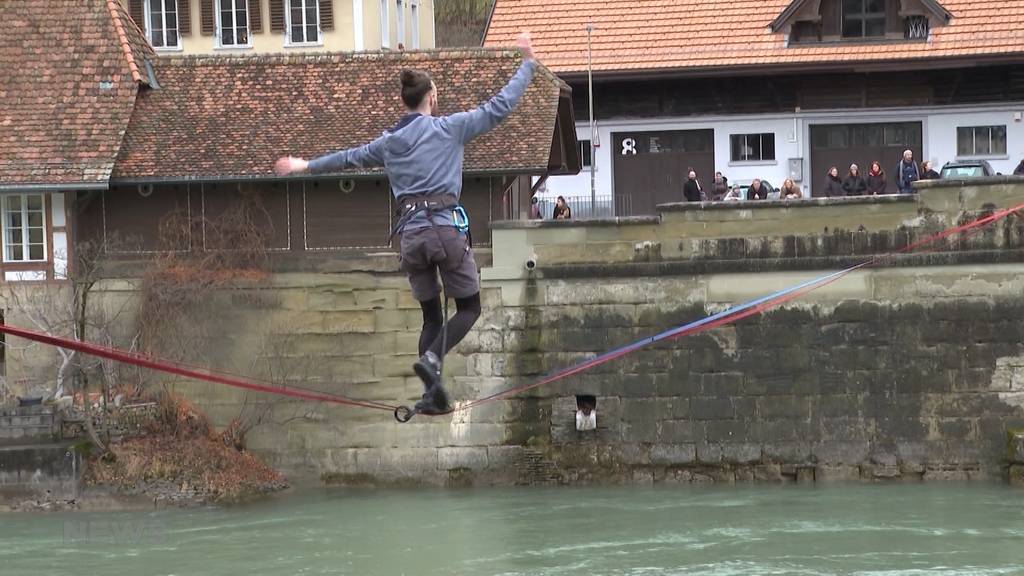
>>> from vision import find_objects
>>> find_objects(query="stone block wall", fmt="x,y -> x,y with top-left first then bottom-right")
4,181 -> 1024,487
510,280 -> 1024,483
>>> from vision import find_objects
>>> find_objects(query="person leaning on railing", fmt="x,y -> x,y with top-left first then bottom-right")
552,196 -> 572,219
780,178 -> 802,199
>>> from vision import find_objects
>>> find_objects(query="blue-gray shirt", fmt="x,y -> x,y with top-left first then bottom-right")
307,60 -> 536,230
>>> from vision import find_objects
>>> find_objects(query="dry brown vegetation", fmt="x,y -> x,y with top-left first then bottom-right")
85,393 -> 287,504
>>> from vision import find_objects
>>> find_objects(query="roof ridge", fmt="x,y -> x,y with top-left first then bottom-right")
105,0 -> 144,84
155,47 -> 525,66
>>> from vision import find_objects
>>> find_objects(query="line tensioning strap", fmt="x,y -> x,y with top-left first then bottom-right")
0,202 -> 1020,419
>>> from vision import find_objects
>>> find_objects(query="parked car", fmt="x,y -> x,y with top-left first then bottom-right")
940,160 -> 996,179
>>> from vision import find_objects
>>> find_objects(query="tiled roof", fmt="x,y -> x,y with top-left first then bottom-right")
0,0 -> 152,187
113,50 -> 565,180
483,0 -> 1024,75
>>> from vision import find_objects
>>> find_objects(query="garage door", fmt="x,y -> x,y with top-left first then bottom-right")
613,129 -> 715,215
809,122 -> 922,196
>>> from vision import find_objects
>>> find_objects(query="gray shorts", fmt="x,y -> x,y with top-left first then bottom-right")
398,226 -> 479,302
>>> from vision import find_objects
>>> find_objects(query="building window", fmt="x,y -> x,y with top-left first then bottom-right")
145,0 -> 180,49
380,0 -> 390,47
396,0 -> 405,46
410,1 -> 419,48
580,140 -> 593,167
217,0 -> 250,47
841,0 -> 886,38
286,0 -> 320,45
730,133 -> 776,162
957,126 -> 1007,157
2,194 -> 47,262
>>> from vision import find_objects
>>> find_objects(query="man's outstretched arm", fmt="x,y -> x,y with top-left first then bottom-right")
442,31 -> 537,144
274,136 -> 386,176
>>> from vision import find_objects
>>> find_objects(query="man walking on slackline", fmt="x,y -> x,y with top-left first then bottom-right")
274,32 -> 537,415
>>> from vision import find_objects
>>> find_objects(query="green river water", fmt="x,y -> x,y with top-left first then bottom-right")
2,484 -> 1023,576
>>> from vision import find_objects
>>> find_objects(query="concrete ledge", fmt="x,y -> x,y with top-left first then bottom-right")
539,249 -> 1024,279
491,216 -> 661,229
657,194 -> 917,213
917,175 -> 1024,189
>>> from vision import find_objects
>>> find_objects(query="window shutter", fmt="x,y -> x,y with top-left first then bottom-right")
200,0 -> 215,35
319,0 -> 334,31
128,0 -> 144,28
270,0 -> 285,33
248,0 -> 263,33
178,0 -> 192,35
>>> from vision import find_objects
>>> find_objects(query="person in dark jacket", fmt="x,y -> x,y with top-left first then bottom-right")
842,163 -> 867,196
747,178 -> 770,200
920,160 -> 940,180
552,196 -> 572,219
683,170 -> 704,202
823,166 -> 844,197
1014,159 -> 1024,176
897,149 -> 920,194
866,161 -> 887,195
709,171 -> 729,201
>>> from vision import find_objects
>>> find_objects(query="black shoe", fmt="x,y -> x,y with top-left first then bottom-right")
413,384 -> 451,415
413,351 -> 443,392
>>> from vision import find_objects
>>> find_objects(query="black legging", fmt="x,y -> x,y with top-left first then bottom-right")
418,292 -> 481,358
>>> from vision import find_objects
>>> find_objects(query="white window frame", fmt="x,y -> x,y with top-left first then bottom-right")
397,0 -> 405,47
956,125 -> 1008,159
215,0 -> 253,49
380,0 -> 390,48
2,194 -> 48,263
410,0 -> 419,48
144,0 -> 183,52
284,0 -> 323,47
729,133 -> 777,164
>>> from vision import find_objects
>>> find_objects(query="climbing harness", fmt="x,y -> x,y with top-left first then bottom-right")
1,203 -> 1020,422
452,206 -> 471,234
389,193 -> 460,241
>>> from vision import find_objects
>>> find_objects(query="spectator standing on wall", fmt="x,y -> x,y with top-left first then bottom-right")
920,160 -> 940,180
683,170 -> 704,202
867,161 -> 887,195
552,196 -> 572,219
747,178 -> 770,200
842,164 -> 867,196
1014,159 -> 1024,176
824,166 -> 844,197
897,149 -> 920,194
709,172 -> 729,201
780,178 -> 802,199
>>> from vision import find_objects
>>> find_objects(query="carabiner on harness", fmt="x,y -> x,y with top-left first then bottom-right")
452,205 -> 470,233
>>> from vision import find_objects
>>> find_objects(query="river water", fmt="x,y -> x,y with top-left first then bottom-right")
2,484 -> 1023,576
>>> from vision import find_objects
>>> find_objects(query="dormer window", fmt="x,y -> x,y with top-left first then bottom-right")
773,0 -> 950,45
841,0 -> 886,38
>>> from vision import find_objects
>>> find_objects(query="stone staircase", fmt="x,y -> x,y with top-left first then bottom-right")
0,404 -> 59,446
0,404 -> 78,498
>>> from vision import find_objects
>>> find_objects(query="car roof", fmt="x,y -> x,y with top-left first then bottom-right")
942,161 -> 990,167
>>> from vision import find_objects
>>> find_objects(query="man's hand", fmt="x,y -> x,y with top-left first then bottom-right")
274,156 -> 309,176
516,31 -> 534,61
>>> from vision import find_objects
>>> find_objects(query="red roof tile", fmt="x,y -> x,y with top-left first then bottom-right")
483,0 -> 1024,75
0,0 -> 151,187
112,50 -> 565,180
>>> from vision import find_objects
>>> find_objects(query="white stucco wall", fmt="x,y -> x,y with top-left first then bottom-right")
545,103 -> 1024,202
